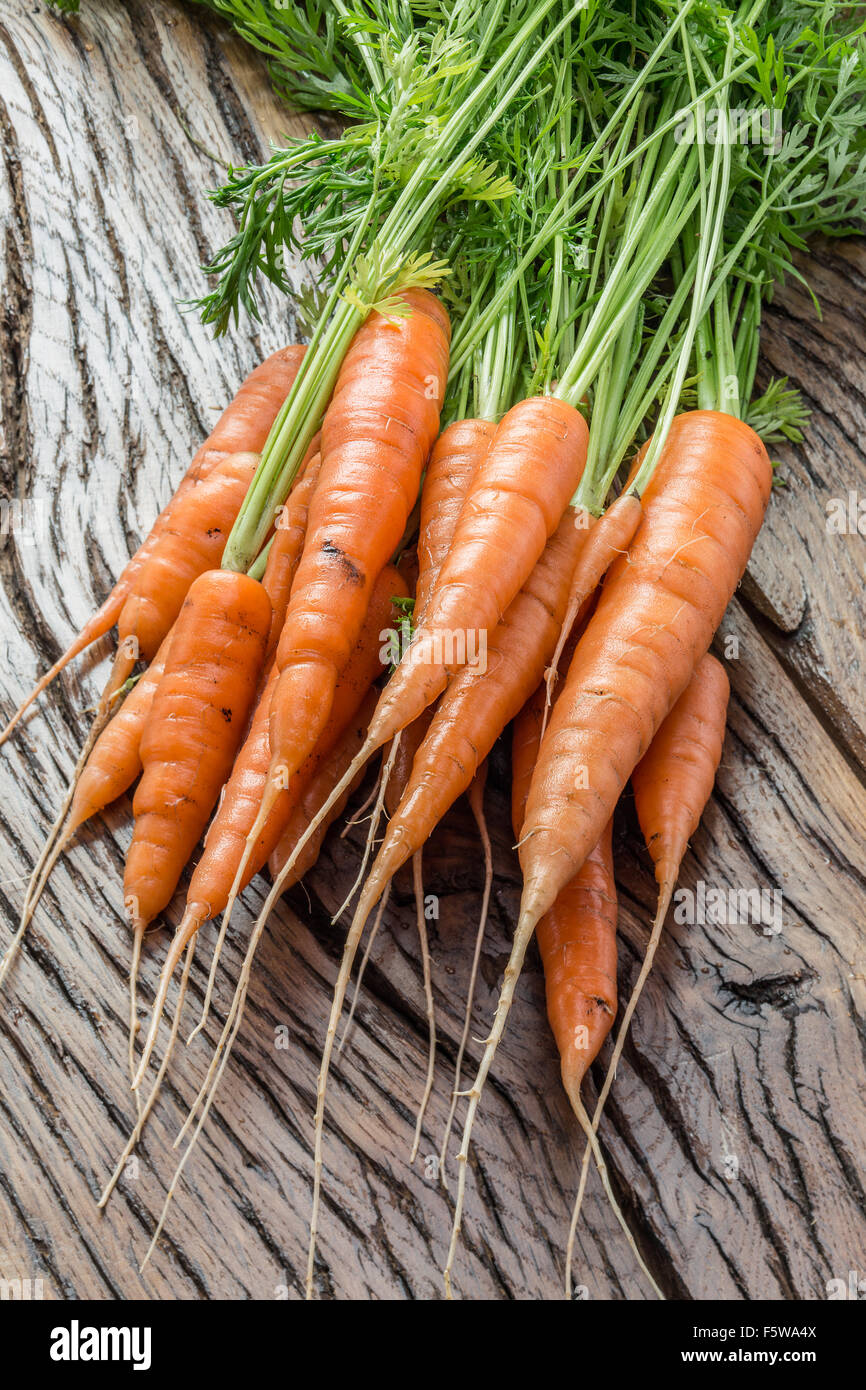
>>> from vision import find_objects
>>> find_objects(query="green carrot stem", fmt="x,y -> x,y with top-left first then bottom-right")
222,0 -> 580,574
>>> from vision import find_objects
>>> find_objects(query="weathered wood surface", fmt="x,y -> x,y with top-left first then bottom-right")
0,0 -> 864,1303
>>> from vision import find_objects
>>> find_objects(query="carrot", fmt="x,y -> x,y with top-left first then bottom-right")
511,684 -> 618,1105
537,823 -> 617,1097
520,413 -> 766,919
335,511 -> 585,914
5,436 -> 296,982
364,396 -> 588,754
66,638 -> 172,836
267,291 -> 449,771
0,631 -> 175,994
3,428 -> 314,996
632,651 -> 730,914
219,291 -> 450,953
302,506 -> 586,1293
567,652 -> 729,1275
414,418 -> 495,622
0,347 -> 304,744
124,568 -> 271,953
132,564 -> 408,1083
446,409 -> 771,1294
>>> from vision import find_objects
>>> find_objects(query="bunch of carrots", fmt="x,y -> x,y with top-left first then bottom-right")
19,0 -> 866,1296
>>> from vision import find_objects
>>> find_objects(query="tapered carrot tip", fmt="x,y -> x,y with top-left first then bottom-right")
561,1055 -> 591,1109
132,909 -> 201,1089
515,878 -> 551,938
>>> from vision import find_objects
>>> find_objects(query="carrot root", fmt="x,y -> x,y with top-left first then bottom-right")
0,595 -> 124,748
565,1091 -> 665,1301
143,862 -> 284,1266
339,773 -> 381,839
132,906 -> 203,1089
338,884 -> 391,1055
439,777 -> 493,1184
331,735 -> 399,925
0,827 -> 69,991
307,876 -> 383,1299
409,852 -> 436,1164
140,972 -> 248,1273
182,777 -> 281,1049
128,925 -> 145,1117
443,908 -> 536,1299
0,695 -> 115,990
98,938 -> 196,1209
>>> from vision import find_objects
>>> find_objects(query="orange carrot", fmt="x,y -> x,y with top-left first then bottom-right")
334,416 -> 491,925
341,510 -> 584,908
3,432 -> 314,994
124,569 -> 271,943
389,708 -> 438,1163
0,347 -> 304,744
632,650 -> 730,911
511,684 -> 618,1105
415,418 -> 495,622
519,415 -> 767,922
336,423 -> 491,1057
67,637 -> 173,839
220,291 -> 450,948
567,652 -> 730,1276
267,291 -> 450,782
447,409 -> 771,1296
186,565 -> 404,933
119,570 -> 268,1088
511,680 -> 636,1293
364,396 -> 588,754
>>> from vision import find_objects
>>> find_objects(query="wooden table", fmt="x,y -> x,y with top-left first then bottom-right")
1,0 -> 864,1302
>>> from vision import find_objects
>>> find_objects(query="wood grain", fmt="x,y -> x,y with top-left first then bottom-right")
0,0 -> 864,1302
